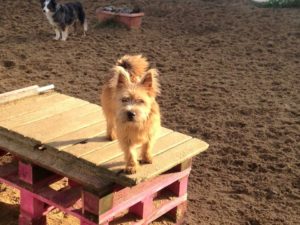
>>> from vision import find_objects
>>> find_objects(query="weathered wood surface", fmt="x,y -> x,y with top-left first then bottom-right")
0,85 -> 55,105
0,85 -> 39,104
0,91 -> 209,188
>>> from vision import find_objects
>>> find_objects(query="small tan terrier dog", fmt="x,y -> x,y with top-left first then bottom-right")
101,55 -> 161,174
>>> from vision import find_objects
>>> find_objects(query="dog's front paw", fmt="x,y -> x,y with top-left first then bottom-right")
125,166 -> 137,174
107,130 -> 117,141
141,155 -> 153,164
53,36 -> 60,41
107,134 -> 116,141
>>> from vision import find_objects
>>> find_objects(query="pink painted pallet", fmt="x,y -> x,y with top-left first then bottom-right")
0,149 -> 191,225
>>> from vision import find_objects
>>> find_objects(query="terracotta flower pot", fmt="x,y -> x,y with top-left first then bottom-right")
95,8 -> 145,29
115,12 -> 145,29
95,8 -> 115,23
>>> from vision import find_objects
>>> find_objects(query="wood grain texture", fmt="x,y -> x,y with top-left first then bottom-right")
80,127 -> 173,164
1,96 -> 88,128
0,85 -> 39,104
116,138 -> 208,184
46,121 -> 107,150
12,104 -> 103,142
0,92 -> 65,121
0,130 -> 113,189
99,131 -> 192,172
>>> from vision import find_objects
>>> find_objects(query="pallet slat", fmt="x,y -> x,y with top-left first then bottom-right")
0,92 -> 65,121
80,127 -> 173,164
12,105 -> 103,142
0,133 -> 113,190
1,97 -> 88,128
122,138 -> 209,184
46,121 -> 107,150
61,133 -> 116,157
96,131 -> 192,175
0,85 -> 39,104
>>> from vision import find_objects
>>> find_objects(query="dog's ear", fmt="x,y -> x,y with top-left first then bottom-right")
109,66 -> 131,88
117,72 -> 130,88
140,69 -> 160,96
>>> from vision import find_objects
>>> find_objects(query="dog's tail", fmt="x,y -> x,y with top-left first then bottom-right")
116,55 -> 149,82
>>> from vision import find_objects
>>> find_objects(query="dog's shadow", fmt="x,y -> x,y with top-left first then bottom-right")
46,135 -> 112,149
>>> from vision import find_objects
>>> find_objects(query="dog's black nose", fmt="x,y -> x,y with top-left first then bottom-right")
43,10 -> 46,13
127,111 -> 136,121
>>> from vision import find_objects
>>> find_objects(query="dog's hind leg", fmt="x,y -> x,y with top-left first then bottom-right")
54,28 -> 60,40
78,7 -> 87,36
73,22 -> 77,35
83,19 -> 88,36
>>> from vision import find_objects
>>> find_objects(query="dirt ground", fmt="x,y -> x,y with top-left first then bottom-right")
0,0 -> 299,224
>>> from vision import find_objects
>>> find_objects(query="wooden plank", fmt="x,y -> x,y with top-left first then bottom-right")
97,131 -> 191,173
60,132 -> 115,157
0,131 -> 113,190
0,85 -> 39,104
46,121 -> 107,150
0,92 -> 68,121
65,127 -> 171,160
0,97 -> 88,128
121,138 -> 209,184
0,85 -> 55,105
11,104 -> 103,142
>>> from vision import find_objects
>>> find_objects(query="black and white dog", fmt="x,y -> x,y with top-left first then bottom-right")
40,0 -> 87,41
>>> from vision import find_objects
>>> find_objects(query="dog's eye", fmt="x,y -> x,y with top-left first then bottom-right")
136,99 -> 144,104
121,97 -> 130,103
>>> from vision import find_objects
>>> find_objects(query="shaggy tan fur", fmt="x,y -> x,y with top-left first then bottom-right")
101,55 -> 161,174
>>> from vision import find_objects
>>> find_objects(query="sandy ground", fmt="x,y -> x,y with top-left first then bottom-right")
0,0 -> 299,224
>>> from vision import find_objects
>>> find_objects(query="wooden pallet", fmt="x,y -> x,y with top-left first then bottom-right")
0,87 -> 209,224
0,151 -> 191,225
